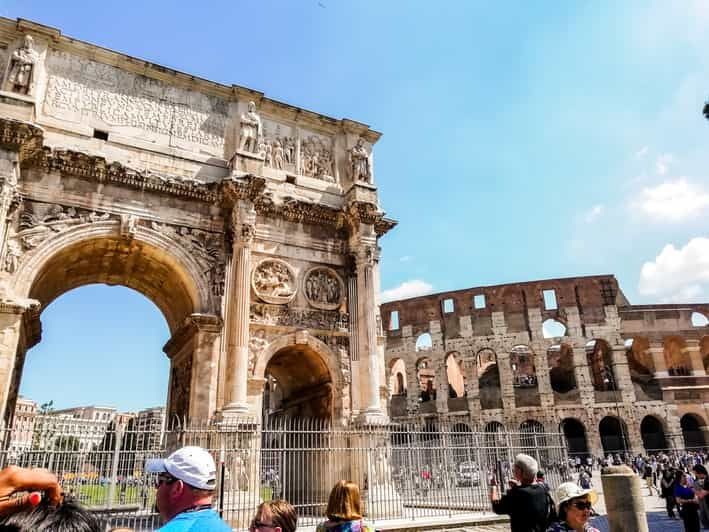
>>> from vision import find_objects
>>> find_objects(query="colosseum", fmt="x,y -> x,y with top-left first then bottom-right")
381,274 -> 709,458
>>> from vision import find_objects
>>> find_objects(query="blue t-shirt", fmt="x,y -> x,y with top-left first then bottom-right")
158,509 -> 232,532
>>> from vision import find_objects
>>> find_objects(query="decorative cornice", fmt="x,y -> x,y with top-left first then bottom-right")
18,144 -> 396,235
0,118 -> 44,162
220,175 -> 267,206
25,148 -> 220,202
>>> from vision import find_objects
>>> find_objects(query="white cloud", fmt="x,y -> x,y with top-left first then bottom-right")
639,237 -> 709,302
655,153 -> 674,175
584,204 -> 604,223
634,179 -> 709,221
635,146 -> 649,159
380,280 -> 433,302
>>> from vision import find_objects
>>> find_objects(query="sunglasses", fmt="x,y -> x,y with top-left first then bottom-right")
571,501 -> 592,510
155,474 -> 178,488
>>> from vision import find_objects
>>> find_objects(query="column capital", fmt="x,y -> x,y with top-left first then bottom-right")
0,282 -> 39,316
229,199 -> 257,249
0,118 -> 44,163
163,313 -> 222,359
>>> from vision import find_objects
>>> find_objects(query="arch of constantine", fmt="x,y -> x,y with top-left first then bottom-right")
0,18 -> 395,428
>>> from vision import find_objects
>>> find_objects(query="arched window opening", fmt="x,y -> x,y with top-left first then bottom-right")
510,345 -> 540,407
415,333 -> 432,352
388,359 -> 407,396
446,353 -> 466,398
640,416 -> 667,452
478,349 -> 502,410
561,418 -> 589,458
692,312 -> 709,327
416,357 -> 436,405
625,336 -> 661,401
681,414 -> 707,449
547,344 -> 578,399
585,339 -> 616,392
664,336 -> 690,376
542,319 -> 567,339
599,416 -> 628,454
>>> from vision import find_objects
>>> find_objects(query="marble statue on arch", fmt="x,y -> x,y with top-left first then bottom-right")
7,35 -> 39,95
238,101 -> 262,153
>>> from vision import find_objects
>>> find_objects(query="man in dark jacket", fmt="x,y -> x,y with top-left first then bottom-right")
490,454 -> 553,532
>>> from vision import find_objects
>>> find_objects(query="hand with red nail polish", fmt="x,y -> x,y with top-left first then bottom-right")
0,466 -> 60,516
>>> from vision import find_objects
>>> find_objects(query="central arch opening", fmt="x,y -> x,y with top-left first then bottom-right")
262,345 -> 333,514
263,345 -> 333,421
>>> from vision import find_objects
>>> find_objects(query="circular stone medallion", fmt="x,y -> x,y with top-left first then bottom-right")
252,259 -> 297,304
303,266 -> 344,310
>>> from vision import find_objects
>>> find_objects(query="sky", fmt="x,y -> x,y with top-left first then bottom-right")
4,0 -> 709,410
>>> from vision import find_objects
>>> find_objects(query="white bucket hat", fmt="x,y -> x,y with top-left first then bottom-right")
145,446 -> 217,490
555,481 -> 598,511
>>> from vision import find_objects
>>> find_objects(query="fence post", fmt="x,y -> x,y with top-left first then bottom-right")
601,465 -> 648,532
106,423 -> 124,508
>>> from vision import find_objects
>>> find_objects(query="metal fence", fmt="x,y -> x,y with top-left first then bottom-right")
1,415 -> 570,530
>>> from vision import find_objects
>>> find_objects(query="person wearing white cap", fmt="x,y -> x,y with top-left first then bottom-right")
546,481 -> 599,532
145,446 -> 231,531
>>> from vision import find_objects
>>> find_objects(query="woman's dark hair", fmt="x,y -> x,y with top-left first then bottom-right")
0,497 -> 101,532
693,464 -> 708,476
558,501 -> 569,522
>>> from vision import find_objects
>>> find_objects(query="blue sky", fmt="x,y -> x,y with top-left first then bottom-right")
5,0 -> 709,410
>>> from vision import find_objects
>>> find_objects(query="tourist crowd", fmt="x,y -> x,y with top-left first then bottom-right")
0,446 -> 379,532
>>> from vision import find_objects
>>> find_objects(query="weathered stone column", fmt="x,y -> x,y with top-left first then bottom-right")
611,344 -> 636,403
163,314 -> 222,423
649,345 -> 668,377
222,200 -> 256,415
0,297 -> 39,424
352,242 -> 385,422
684,339 -> 705,375
496,350 -> 516,412
601,465 -> 649,532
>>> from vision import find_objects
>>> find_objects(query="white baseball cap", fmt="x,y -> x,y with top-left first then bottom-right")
145,446 -> 217,490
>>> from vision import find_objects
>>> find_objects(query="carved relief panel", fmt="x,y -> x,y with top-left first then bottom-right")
42,51 -> 228,154
303,266 -> 344,311
251,258 -> 297,304
299,130 -> 335,182
260,118 -> 296,173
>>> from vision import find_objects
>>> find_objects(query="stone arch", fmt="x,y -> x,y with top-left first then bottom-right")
561,418 -> 589,457
445,351 -> 466,398
625,337 -> 661,401
585,339 -> 615,391
6,221 -> 220,423
681,413 -> 708,449
388,358 -> 407,396
599,415 -> 629,453
542,318 -> 567,339
387,358 -> 407,418
415,332 -> 433,352
13,222 -> 214,332
478,348 -> 502,410
415,355 -> 436,407
510,345 -> 540,407
547,343 -> 577,396
255,332 -> 341,420
664,336 -> 690,376
640,415 -> 667,451
520,419 -> 548,463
